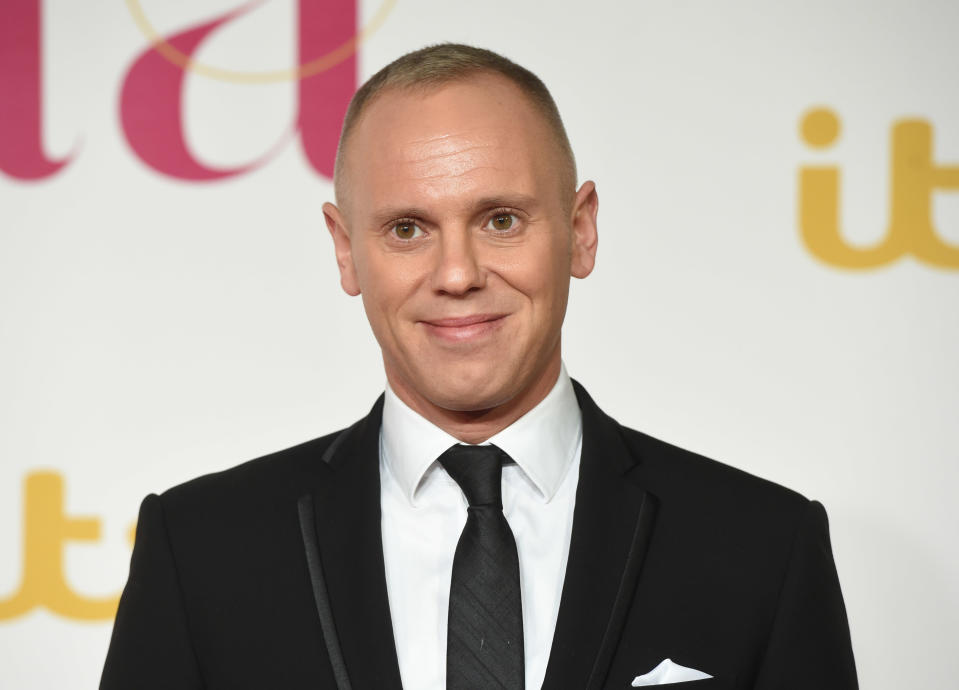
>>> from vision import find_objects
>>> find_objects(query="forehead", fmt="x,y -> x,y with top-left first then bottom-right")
343,74 -> 563,216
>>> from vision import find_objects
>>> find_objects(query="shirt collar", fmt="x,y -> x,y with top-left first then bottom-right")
381,364 -> 582,507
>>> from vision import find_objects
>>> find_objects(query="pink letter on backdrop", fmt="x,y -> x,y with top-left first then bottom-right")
120,0 -> 357,182
298,0 -> 356,179
120,1 -> 267,181
0,0 -> 73,181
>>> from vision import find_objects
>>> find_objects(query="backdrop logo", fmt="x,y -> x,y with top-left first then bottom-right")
0,472 -> 132,621
799,107 -> 959,269
0,0 -> 395,182
125,0 -> 395,84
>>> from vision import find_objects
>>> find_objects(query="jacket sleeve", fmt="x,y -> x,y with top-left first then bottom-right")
100,494 -> 205,690
753,500 -> 858,689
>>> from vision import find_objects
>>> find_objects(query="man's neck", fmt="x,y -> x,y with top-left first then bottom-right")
385,356 -> 562,445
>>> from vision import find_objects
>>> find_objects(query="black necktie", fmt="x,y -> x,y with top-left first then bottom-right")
439,444 -> 525,690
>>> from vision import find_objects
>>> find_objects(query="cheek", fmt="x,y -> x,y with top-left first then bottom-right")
499,238 -> 571,311
355,249 -> 425,317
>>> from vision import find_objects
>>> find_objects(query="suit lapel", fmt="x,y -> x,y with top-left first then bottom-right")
297,383 -> 657,690
542,381 -> 660,690
300,397 -> 404,690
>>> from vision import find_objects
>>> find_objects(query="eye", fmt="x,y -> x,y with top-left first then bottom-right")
391,221 -> 424,240
486,213 -> 519,232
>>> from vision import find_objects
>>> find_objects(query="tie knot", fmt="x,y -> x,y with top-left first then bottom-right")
438,444 -> 506,507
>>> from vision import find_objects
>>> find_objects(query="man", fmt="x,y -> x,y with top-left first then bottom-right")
101,44 -> 858,689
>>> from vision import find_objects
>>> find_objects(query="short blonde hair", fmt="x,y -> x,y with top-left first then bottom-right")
333,43 -> 577,207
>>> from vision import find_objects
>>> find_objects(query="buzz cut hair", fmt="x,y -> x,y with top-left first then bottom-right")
333,43 -> 577,208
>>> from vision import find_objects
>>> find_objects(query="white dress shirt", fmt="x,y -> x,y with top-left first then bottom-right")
379,365 -> 583,690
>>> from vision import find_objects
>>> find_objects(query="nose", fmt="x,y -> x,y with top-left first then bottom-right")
430,228 -> 485,296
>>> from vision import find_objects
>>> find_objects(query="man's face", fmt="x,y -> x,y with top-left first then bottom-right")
324,73 -> 598,415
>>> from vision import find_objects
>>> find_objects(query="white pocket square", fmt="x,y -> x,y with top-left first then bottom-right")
631,658 -> 713,686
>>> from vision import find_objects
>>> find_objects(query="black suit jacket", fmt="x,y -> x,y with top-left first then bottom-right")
100,382 -> 858,689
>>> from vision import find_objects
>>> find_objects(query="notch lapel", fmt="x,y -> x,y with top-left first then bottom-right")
299,397 -> 404,690
541,382 -> 660,690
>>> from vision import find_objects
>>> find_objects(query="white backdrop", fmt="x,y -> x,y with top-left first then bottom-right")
2,1 -> 958,688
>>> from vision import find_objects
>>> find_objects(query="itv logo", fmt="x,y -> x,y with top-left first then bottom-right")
0,472 -> 132,622
799,107 -> 959,270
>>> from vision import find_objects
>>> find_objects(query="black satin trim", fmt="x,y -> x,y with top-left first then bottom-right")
298,494 -> 353,690
586,491 -> 660,690
320,426 -> 352,465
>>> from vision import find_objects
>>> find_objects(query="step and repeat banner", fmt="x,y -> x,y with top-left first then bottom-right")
2,1 -> 957,688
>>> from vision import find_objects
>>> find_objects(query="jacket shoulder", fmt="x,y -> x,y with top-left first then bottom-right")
157,422 -> 358,516
612,422 -> 829,619
615,422 -> 812,522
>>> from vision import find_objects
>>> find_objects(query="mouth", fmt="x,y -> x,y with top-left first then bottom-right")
420,313 -> 508,343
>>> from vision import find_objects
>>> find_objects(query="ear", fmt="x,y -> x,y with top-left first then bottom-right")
569,180 -> 599,279
323,202 -> 361,296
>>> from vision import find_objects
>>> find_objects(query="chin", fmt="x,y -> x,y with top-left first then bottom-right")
427,382 -> 508,413
422,367 -> 517,413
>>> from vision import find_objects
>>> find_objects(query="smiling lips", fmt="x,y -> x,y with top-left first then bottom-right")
420,314 -> 508,342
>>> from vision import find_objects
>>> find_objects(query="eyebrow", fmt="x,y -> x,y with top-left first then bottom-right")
472,194 -> 540,212
369,194 -> 541,228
